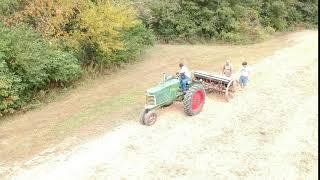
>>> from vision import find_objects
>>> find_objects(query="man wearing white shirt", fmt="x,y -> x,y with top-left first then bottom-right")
179,63 -> 191,92
239,61 -> 251,88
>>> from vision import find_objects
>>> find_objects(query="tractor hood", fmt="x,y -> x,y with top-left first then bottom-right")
145,77 -> 180,109
147,78 -> 179,94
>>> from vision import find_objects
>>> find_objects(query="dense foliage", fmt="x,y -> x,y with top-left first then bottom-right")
0,24 -> 82,114
3,0 -> 155,68
143,0 -> 318,43
0,0 -> 25,17
0,0 -> 154,114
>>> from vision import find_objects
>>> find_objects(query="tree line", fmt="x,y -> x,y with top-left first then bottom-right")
140,0 -> 318,43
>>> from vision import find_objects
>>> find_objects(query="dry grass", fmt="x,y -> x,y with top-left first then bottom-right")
0,31 -> 305,166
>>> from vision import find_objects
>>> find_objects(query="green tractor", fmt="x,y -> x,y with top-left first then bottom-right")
140,73 -> 206,126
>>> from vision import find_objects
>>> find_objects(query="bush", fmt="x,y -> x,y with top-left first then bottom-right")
5,0 -> 155,68
0,59 -> 22,111
4,0 -> 80,38
65,0 -> 155,68
109,23 -> 155,65
0,0 -> 25,17
0,23 -> 82,114
145,0 -> 318,43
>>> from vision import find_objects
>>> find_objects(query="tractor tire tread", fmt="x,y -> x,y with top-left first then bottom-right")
183,84 -> 205,116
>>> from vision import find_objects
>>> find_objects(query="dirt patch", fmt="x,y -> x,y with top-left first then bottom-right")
2,30 -> 318,179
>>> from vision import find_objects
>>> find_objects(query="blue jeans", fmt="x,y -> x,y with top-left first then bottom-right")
239,76 -> 248,88
179,75 -> 190,92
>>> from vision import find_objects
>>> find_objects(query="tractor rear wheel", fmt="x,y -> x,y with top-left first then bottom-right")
140,110 -> 157,126
183,84 -> 205,116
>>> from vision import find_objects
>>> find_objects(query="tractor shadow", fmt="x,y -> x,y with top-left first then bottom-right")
156,93 -> 229,118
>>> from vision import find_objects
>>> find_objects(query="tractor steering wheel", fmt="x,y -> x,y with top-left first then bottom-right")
176,72 -> 180,78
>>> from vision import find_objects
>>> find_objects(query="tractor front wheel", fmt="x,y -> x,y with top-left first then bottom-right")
183,84 -> 205,116
140,110 -> 157,126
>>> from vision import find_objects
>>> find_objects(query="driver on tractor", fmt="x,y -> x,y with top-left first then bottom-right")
178,63 -> 191,93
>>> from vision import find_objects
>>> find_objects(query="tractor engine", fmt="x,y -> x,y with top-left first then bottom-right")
145,76 -> 180,109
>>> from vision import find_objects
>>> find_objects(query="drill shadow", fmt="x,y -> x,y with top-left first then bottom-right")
206,93 -> 231,103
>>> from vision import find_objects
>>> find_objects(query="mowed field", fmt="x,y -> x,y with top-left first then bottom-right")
0,30 -> 318,179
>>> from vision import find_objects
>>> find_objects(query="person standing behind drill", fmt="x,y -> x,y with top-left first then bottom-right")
222,60 -> 233,77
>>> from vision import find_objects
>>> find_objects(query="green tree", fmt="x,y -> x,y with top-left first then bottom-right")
0,23 -> 82,114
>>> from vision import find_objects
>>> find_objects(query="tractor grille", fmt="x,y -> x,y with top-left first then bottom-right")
146,95 -> 156,106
